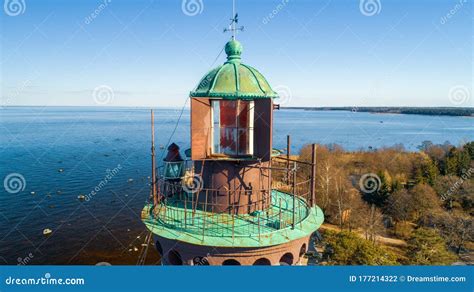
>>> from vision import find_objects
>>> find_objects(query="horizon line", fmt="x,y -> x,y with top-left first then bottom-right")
1,105 -> 473,109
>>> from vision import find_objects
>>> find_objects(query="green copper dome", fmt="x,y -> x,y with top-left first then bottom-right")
190,40 -> 278,99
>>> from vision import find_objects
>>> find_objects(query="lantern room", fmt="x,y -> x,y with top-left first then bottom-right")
188,40 -> 279,214
190,40 -> 278,162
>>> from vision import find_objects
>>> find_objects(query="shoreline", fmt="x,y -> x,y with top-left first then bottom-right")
283,107 -> 474,117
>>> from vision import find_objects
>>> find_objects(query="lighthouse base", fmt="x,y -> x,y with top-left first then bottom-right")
141,190 -> 324,265
154,234 -> 312,266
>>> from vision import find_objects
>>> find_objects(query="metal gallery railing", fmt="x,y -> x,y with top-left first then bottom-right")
149,187 -> 310,240
147,147 -> 318,240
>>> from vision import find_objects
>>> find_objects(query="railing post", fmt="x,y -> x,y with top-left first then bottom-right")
279,198 -> 282,229
292,161 -> 296,230
232,206 -> 235,241
286,135 -> 291,185
310,143 -> 317,207
258,213 -> 261,242
268,157 -> 272,210
192,188 -> 200,225
163,200 -> 167,224
202,190 -> 208,242
184,194 -> 187,228
299,199 -> 303,229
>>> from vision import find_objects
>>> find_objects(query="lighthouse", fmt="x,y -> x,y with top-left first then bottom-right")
141,22 -> 324,265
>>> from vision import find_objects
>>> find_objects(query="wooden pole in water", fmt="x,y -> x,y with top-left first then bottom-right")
151,109 -> 158,208
310,144 -> 317,207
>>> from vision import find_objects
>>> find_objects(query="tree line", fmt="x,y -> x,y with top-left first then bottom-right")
285,107 -> 474,117
298,140 -> 473,265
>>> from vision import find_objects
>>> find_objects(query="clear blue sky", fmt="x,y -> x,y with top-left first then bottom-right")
1,0 -> 472,107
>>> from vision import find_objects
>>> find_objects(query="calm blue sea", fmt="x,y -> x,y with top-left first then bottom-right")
0,107 -> 472,264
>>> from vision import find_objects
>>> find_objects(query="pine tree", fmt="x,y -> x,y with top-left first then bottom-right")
463,142 -> 474,160
446,148 -> 459,175
456,150 -> 471,177
323,230 -> 398,265
406,228 -> 457,265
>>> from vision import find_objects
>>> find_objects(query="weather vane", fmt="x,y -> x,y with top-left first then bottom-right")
223,0 -> 244,40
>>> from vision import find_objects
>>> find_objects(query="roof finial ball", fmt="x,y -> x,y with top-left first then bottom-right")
225,39 -> 242,63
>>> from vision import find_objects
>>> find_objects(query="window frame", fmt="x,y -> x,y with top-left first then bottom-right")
210,99 -> 254,158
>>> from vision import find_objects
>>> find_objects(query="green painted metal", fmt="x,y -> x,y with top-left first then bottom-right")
224,39 -> 243,63
271,148 -> 282,157
190,40 -> 279,100
141,190 -> 324,248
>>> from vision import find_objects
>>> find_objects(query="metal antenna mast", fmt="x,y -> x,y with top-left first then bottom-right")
223,0 -> 243,40
150,109 -> 158,208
